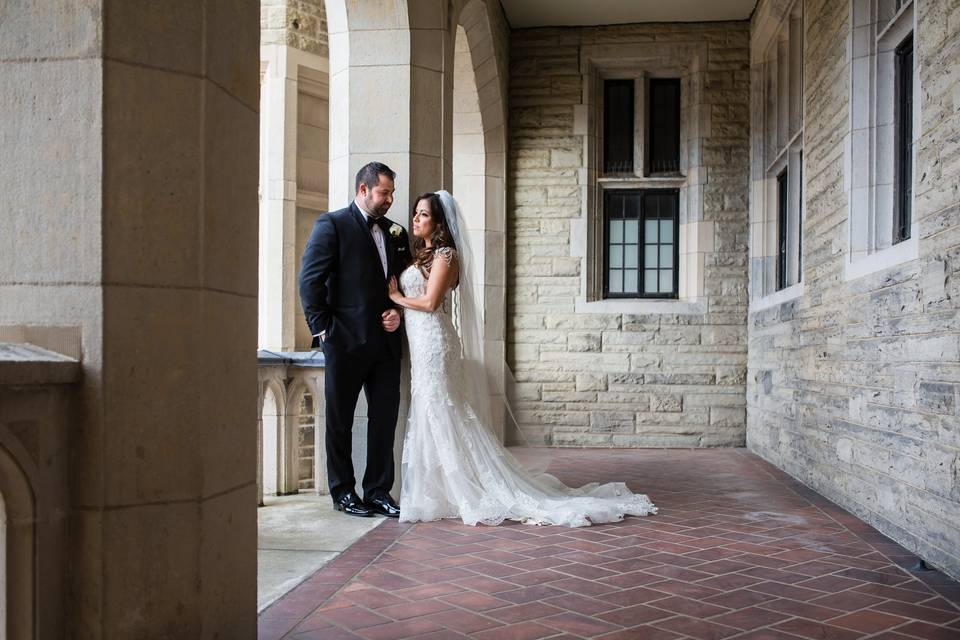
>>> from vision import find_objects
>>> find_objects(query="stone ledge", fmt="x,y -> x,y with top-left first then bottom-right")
257,349 -> 326,368
0,342 -> 81,386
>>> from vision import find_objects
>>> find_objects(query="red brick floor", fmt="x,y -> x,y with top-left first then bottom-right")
258,449 -> 960,639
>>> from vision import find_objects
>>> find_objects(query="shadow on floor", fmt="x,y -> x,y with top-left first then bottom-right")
258,494 -> 385,612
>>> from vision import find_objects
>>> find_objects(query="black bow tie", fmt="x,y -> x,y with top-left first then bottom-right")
366,215 -> 390,232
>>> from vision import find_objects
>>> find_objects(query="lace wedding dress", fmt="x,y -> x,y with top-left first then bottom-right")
398,248 -> 657,527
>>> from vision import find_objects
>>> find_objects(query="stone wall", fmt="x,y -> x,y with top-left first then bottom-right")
747,0 -> 960,579
261,0 -> 328,56
507,23 -> 751,447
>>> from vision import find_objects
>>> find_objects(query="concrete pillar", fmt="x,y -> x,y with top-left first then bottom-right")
0,1 -> 259,637
326,0 -> 452,216
259,46 -> 300,351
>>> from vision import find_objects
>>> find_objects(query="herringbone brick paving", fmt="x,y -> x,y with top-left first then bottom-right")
259,449 -> 960,639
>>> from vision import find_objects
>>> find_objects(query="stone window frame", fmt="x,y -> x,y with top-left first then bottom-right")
572,41 -> 711,315
750,0 -> 806,308
843,0 -> 920,282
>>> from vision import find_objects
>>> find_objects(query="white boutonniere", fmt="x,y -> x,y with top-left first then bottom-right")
389,224 -> 402,238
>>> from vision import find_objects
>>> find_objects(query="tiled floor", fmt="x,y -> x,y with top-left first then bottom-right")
258,449 -> 960,639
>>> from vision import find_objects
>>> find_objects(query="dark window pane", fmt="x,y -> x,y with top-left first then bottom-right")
604,80 -> 634,173
777,168 -> 789,291
648,79 -> 681,173
895,33 -> 913,244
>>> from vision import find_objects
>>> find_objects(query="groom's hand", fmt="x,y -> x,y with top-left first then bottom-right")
382,308 -> 401,332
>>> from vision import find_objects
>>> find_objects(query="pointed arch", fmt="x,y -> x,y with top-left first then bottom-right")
451,0 -> 509,439
0,444 -> 35,639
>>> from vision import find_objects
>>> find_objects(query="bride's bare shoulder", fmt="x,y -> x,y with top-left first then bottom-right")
435,246 -> 458,266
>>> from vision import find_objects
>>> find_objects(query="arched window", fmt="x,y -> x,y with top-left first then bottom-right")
262,387 -> 280,496
297,392 -> 316,490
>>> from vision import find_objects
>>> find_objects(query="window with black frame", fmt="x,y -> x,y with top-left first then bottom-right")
604,190 -> 679,298
894,33 -> 913,244
758,1 -> 803,296
798,150 -> 803,278
776,169 -> 789,291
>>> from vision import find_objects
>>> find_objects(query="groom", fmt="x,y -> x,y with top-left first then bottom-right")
299,162 -> 410,517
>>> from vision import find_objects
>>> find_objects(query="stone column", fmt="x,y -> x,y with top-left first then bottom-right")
0,2 -> 259,637
259,45 -> 300,351
309,373 -> 329,494
326,0 -> 452,216
259,0 -> 331,352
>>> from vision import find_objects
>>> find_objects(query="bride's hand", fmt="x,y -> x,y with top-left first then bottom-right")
388,276 -> 402,303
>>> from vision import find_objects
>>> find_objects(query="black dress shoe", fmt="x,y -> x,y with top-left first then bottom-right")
333,491 -> 374,517
365,493 -> 400,517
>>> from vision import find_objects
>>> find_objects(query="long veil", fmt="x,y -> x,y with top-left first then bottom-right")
436,190 -> 551,475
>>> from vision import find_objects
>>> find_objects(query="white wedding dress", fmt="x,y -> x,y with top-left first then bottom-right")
398,248 -> 657,527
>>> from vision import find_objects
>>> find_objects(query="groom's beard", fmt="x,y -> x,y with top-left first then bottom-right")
363,195 -> 391,218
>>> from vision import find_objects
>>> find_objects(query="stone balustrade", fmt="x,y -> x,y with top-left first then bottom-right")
0,343 -> 78,640
257,350 -> 326,503
257,350 -> 408,505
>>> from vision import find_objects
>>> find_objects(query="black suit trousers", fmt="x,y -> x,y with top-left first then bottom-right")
322,339 -> 401,501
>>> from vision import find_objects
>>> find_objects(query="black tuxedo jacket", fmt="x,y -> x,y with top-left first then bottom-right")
299,202 -> 411,356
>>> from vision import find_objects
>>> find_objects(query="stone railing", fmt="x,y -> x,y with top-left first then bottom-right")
256,350 -> 409,505
257,350 -> 326,503
0,342 -> 78,640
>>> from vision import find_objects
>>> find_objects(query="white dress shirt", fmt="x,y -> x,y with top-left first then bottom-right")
358,205 -> 389,279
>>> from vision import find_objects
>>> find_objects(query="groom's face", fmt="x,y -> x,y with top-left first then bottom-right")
359,175 -> 395,218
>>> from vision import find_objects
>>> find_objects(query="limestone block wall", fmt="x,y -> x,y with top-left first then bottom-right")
262,0 -> 328,56
507,23 -> 751,447
747,0 -> 960,579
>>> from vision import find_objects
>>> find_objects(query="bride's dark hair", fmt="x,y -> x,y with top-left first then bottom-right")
411,192 -> 457,275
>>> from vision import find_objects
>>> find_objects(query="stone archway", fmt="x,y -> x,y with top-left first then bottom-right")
452,0 -> 510,439
261,385 -> 281,497
285,381 -> 316,492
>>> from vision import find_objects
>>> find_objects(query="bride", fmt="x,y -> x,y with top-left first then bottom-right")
387,191 -> 656,527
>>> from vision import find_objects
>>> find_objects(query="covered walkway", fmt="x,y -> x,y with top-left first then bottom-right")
258,449 -> 960,639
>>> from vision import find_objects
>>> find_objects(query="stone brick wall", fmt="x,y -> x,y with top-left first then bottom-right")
261,0 -> 328,56
507,23 -> 751,447
747,0 -> 960,579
